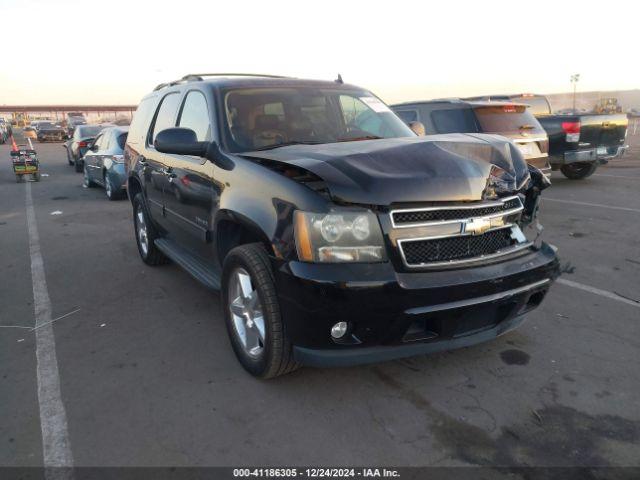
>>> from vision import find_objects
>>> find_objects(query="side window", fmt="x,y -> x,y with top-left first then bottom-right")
430,108 -> 479,134
394,110 -> 418,124
177,91 -> 211,141
92,134 -> 104,151
148,92 -> 181,144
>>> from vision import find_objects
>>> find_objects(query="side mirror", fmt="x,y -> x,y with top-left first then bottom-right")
155,128 -> 208,157
409,121 -> 426,136
90,143 -> 99,152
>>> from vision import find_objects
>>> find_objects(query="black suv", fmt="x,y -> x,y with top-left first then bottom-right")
125,74 -> 559,378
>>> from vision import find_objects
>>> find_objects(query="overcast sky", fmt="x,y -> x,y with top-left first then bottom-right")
1,0 -> 638,106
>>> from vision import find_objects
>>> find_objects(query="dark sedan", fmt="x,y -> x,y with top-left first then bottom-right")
36,122 -> 67,142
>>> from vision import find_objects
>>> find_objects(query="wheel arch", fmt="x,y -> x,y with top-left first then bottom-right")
214,210 -> 276,267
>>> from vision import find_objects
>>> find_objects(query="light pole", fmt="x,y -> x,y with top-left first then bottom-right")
570,74 -> 580,112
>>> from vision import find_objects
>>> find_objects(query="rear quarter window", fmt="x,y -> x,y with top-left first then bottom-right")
127,97 -> 156,145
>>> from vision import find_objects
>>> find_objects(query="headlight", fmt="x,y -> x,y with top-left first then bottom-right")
294,210 -> 386,263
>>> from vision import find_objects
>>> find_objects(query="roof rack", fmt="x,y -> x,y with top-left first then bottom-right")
153,73 -> 291,91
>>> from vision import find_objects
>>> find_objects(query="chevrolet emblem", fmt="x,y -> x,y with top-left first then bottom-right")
464,217 -> 493,235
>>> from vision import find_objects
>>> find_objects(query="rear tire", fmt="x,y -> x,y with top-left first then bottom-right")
132,193 -> 169,266
104,172 -> 121,200
222,243 -> 299,379
66,149 -> 73,165
83,164 -> 97,188
560,162 -> 598,180
74,159 -> 83,173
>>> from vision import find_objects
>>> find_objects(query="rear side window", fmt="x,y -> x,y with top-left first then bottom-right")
178,91 -> 211,141
474,105 -> 545,135
128,97 -> 156,145
149,93 -> 181,144
431,108 -> 479,134
116,133 -> 127,150
394,110 -> 418,123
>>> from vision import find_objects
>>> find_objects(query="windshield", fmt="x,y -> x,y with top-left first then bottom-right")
474,105 -> 546,136
222,87 -> 414,152
510,96 -> 551,115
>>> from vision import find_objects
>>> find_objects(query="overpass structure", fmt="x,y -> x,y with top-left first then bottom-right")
0,105 -> 137,125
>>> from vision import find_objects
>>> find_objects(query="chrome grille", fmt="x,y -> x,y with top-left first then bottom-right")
401,228 -> 515,265
392,196 -> 522,228
391,196 -> 531,268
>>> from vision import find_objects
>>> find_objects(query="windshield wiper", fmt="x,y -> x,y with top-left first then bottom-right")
254,140 -> 323,151
337,135 -> 383,142
519,124 -> 535,130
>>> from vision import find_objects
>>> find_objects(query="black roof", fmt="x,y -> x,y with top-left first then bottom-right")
151,73 -> 362,93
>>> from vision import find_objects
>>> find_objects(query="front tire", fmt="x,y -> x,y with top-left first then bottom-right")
222,243 -> 299,379
560,162 -> 598,180
132,193 -> 168,266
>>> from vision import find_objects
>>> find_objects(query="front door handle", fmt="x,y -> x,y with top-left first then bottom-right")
139,156 -> 147,165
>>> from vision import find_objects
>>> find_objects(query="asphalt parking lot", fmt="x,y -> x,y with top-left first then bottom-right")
1,131 -> 639,470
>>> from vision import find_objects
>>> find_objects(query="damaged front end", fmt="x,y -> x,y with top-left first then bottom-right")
243,134 -> 553,269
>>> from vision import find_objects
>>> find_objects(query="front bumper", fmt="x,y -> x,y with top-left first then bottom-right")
274,242 -> 560,367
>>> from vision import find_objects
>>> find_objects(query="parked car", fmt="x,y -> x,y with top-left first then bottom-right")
66,113 -> 87,137
82,126 -> 129,200
64,124 -> 111,172
125,74 -> 559,378
391,99 -> 552,178
35,121 -> 67,142
465,94 -> 629,179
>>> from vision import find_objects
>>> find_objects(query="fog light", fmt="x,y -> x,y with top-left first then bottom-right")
331,321 -> 348,339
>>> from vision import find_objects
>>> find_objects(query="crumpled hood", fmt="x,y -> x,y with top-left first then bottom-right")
242,134 -> 531,205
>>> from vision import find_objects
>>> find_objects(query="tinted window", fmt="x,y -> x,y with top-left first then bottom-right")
394,110 -> 418,123
474,105 -> 545,135
116,133 -> 127,150
431,108 -> 479,134
178,91 -> 211,141
149,93 -> 181,143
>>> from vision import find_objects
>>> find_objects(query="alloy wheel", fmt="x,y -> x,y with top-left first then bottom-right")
228,268 -> 266,358
136,205 -> 149,256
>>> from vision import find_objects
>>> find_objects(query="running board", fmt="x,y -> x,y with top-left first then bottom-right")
154,238 -> 221,291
